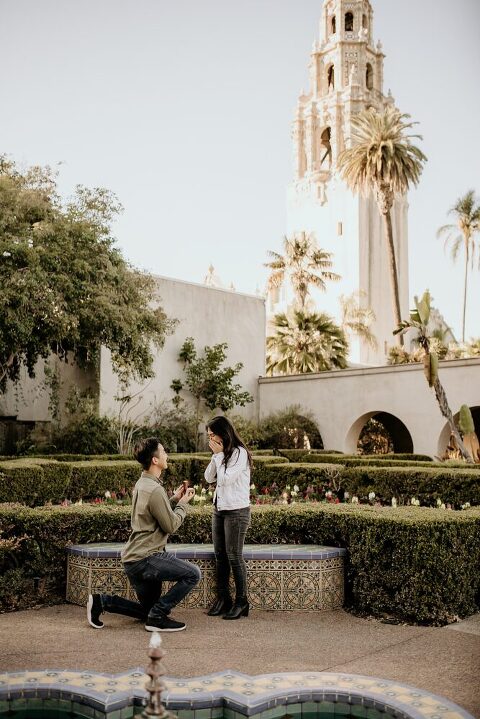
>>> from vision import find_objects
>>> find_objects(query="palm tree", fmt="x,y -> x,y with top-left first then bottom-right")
265,232 -> 340,310
436,190 -> 480,342
394,291 -> 472,463
339,291 -> 377,349
338,107 -> 427,344
266,310 -> 348,375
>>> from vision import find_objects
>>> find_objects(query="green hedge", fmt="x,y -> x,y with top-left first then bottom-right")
278,450 -> 435,463
278,449 -> 342,460
0,502 -> 478,625
296,453 -> 478,469
0,455 -> 289,506
341,465 -> 480,506
247,462 -> 480,507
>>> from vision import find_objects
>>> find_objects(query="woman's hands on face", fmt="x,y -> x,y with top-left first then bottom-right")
209,437 -> 223,454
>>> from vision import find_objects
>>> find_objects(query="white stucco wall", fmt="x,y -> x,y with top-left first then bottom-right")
258,358 -> 480,457
0,355 -> 97,423
98,275 -> 266,422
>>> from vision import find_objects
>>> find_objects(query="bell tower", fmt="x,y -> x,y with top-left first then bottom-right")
286,0 -> 409,365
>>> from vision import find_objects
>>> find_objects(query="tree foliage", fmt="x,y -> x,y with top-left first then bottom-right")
266,310 -> 348,375
0,157 -> 175,392
436,189 -> 480,342
338,107 -> 427,342
394,291 -> 473,463
339,291 -> 377,349
265,231 -> 339,310
171,338 -> 253,445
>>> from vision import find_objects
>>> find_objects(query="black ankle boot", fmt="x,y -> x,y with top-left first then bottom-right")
223,599 -> 249,620
207,597 -> 233,616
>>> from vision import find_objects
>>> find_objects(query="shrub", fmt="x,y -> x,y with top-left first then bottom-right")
256,406 -> 323,449
139,403 -> 197,453
0,503 -> 478,624
297,454 -> 475,468
0,459 -> 72,506
278,449 -> 342,461
52,416 -> 118,455
342,465 -> 480,507
249,462 -> 342,500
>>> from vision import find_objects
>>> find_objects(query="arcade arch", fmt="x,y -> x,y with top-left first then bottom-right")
437,405 -> 480,460
345,411 -> 414,454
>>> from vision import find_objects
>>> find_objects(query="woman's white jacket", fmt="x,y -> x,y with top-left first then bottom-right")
204,446 -> 251,510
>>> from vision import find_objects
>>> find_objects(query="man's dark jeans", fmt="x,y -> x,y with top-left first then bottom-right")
212,506 -> 251,601
100,551 -> 201,622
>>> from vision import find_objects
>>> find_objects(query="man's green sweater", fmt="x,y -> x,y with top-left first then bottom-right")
121,471 -> 187,564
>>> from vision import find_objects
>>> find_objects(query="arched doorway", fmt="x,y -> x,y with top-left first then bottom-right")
437,406 -> 480,460
345,411 -> 414,454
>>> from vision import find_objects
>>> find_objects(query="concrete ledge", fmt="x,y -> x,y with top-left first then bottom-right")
66,543 -> 345,611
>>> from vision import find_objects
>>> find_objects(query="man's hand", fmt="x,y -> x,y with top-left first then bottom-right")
172,484 -> 186,502
178,487 -> 195,504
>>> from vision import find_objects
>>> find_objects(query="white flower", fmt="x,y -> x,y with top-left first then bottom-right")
285,485 -> 291,491
208,490 -> 213,497
2,251 -> 11,257
344,491 -> 350,500
250,483 -> 256,491
293,484 -> 300,493
325,490 -> 333,499
436,498 -> 442,507
368,491 -> 375,501
201,487 -> 206,494
411,497 -> 420,506
104,490 -> 111,499
391,497 -> 397,507
441,503 -> 446,509
351,495 -> 359,504
291,490 -> 298,497
461,502 -> 470,510
75,499 -> 83,505
193,484 -> 199,490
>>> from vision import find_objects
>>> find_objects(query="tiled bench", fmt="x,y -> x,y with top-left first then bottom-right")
66,543 -> 345,611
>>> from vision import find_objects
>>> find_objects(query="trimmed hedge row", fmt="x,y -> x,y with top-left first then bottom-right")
341,465 -> 480,506
1,457 -> 479,507
0,502 -> 478,625
293,453 -> 479,469
251,463 -> 480,507
278,450 -> 434,462
0,455 -> 289,506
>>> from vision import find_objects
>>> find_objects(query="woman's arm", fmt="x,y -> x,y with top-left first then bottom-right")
204,456 -> 219,484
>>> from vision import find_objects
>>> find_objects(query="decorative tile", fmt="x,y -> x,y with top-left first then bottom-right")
66,543 -> 345,612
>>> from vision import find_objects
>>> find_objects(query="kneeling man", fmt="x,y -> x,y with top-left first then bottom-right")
87,437 -> 199,632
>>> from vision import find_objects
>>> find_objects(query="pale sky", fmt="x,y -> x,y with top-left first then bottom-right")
1,0 -> 479,340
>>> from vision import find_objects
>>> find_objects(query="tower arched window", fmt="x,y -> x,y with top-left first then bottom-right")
362,14 -> 368,29
366,63 -> 373,90
327,64 -> 335,90
330,15 -> 336,35
345,12 -> 354,32
320,127 -> 332,168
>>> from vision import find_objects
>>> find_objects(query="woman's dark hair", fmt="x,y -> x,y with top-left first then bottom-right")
134,437 -> 161,470
206,416 -> 252,469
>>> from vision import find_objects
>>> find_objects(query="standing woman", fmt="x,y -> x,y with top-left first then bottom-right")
204,416 -> 252,620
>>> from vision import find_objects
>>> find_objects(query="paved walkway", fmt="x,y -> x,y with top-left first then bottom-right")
1,605 -> 479,717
